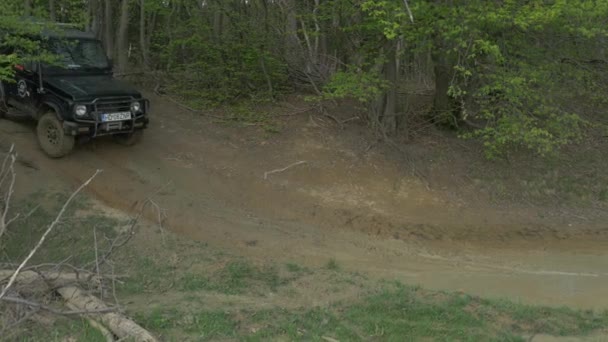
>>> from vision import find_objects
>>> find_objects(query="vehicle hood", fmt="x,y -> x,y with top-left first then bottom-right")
44,75 -> 141,100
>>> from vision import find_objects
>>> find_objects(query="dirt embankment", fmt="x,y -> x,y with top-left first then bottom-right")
1,92 -> 607,310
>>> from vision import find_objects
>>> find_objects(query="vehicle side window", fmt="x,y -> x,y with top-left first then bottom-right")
0,46 -> 14,55
0,45 -> 14,69
23,60 -> 37,72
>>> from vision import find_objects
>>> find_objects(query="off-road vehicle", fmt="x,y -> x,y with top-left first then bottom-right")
0,23 -> 149,158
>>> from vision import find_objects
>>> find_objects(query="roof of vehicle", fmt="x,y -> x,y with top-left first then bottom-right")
41,27 -> 97,40
19,17 -> 97,40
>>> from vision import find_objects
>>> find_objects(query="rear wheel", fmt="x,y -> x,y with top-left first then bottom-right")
36,112 -> 75,158
113,130 -> 143,146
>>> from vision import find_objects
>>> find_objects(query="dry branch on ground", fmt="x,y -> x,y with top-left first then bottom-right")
0,146 -> 159,341
58,286 -> 158,342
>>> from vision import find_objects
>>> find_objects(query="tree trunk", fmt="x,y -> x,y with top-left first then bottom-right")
89,0 -> 102,38
433,63 -> 451,114
284,0 -> 300,66
382,45 -> 399,135
116,0 -> 130,73
139,0 -> 149,68
146,11 -> 156,60
431,0 -> 459,125
24,0 -> 32,16
103,0 -> 114,59
212,12 -> 222,42
431,50 -> 458,125
49,0 -> 56,21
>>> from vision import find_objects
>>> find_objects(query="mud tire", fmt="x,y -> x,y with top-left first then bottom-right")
113,130 -> 143,146
37,112 -> 75,158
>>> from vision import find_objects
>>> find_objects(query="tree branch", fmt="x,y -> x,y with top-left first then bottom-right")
0,170 -> 102,300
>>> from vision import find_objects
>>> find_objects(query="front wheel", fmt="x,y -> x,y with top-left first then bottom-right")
36,112 -> 75,158
113,130 -> 143,146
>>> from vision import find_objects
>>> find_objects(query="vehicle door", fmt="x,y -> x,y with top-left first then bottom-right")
5,56 -> 39,116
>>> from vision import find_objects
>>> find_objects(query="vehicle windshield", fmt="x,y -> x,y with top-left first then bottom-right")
43,38 -> 109,72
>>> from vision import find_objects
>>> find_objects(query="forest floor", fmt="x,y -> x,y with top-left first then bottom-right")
1,91 -> 608,340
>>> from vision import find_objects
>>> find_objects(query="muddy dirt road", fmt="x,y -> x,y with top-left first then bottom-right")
1,93 -> 607,310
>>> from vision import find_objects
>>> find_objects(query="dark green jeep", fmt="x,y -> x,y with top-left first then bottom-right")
0,25 -> 149,158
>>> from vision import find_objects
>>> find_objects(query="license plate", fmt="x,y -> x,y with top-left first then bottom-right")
101,112 -> 131,122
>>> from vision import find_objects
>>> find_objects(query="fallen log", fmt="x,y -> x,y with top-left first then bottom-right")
0,270 -> 101,294
64,301 -> 115,342
57,286 -> 158,342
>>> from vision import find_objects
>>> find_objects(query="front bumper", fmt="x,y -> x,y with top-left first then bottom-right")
64,97 -> 150,137
63,114 -> 149,137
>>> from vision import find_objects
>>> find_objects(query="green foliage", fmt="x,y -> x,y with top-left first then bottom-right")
321,69 -> 388,104
0,14 -> 41,82
405,0 -> 608,157
0,2 -> 79,83
361,0 -> 409,40
3,0 -> 605,158
150,1 -> 290,106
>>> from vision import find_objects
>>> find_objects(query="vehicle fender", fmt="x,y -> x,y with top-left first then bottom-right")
38,96 -> 68,121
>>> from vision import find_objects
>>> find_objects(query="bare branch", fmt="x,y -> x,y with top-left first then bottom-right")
148,199 -> 167,242
402,0 -> 414,23
0,145 -> 16,241
0,307 -> 39,338
84,181 -> 172,271
57,286 -> 158,342
264,161 -> 307,180
94,227 -> 103,300
0,170 -> 102,300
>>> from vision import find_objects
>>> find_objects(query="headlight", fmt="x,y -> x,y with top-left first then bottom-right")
131,101 -> 141,113
74,105 -> 87,117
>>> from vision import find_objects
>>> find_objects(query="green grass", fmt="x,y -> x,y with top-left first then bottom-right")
187,311 -> 236,339
487,299 -> 608,336
117,254 -> 176,294
465,140 -> 608,206
135,307 -> 182,330
3,191 -> 608,341
33,289 -> 587,342
285,262 -> 313,276
599,188 -> 608,202
177,260 -> 288,294
325,258 -> 340,271
135,307 -> 237,341
1,192 -> 123,265
7,317 -> 108,342
132,283 -> 608,342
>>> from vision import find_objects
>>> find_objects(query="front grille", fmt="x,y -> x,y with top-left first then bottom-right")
93,97 -> 132,114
